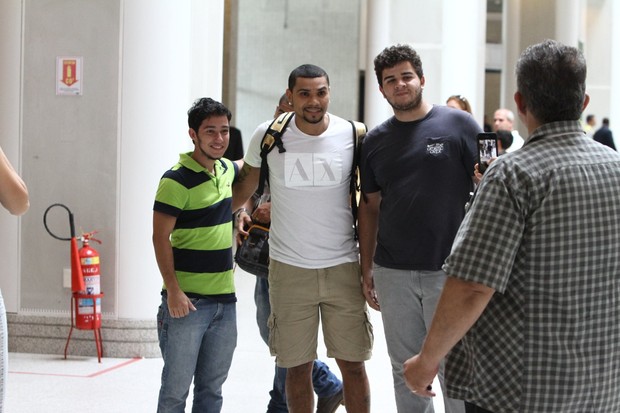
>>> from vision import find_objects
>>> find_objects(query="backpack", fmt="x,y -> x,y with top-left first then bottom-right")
256,111 -> 366,239
234,223 -> 270,278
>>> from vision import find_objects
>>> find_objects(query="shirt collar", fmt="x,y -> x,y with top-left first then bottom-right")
178,152 -> 228,176
526,120 -> 584,145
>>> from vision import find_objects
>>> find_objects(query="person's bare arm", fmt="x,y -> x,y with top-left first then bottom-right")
152,211 -> 196,318
403,277 -> 495,396
235,197 -> 272,244
358,191 -> 381,310
234,196 -> 255,243
232,163 -> 260,212
0,146 -> 29,216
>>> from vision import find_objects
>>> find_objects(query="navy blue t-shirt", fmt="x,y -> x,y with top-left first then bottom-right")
360,105 -> 481,270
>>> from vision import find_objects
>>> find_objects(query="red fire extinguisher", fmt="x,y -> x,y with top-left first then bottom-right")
44,204 -> 105,361
76,232 -> 103,329
79,232 -> 101,295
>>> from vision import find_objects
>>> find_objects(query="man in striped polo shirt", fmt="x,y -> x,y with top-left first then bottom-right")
153,97 -> 239,413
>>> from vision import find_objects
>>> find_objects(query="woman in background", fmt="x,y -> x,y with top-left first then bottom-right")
446,94 -> 472,114
0,145 -> 29,412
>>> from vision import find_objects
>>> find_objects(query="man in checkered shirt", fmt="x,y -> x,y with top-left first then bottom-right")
404,39 -> 620,412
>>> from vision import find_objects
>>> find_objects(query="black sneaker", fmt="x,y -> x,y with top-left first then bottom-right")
316,389 -> 344,413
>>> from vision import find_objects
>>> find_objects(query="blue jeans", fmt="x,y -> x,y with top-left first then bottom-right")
157,293 -> 237,413
373,266 -> 464,413
255,277 -> 342,413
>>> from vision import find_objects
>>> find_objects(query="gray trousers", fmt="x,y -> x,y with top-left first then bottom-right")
373,266 -> 464,413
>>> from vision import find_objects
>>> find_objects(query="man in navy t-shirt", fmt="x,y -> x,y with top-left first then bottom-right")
358,44 -> 480,413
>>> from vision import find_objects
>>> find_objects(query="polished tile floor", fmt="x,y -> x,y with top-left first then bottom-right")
6,268 -> 445,412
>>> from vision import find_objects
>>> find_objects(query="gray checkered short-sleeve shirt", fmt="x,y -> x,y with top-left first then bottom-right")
443,121 -> 620,412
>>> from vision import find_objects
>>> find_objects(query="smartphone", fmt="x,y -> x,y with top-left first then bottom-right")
477,132 -> 498,174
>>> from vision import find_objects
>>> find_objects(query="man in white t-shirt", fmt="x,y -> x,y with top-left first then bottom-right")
493,107 -> 524,152
232,64 -> 372,413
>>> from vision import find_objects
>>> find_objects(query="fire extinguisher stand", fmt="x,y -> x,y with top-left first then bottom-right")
44,204 -> 104,363
66,292 -> 104,363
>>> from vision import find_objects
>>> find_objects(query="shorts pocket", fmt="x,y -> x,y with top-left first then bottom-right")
267,313 -> 278,357
364,310 -> 374,350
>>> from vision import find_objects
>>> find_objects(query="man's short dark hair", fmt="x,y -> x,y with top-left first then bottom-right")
187,98 -> 232,133
373,44 -> 424,87
496,129 -> 514,151
288,64 -> 330,90
516,39 -> 587,123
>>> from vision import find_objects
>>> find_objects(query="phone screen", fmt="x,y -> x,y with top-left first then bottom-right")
477,133 -> 498,174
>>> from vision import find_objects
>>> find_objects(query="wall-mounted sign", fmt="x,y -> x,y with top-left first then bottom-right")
56,56 -> 83,96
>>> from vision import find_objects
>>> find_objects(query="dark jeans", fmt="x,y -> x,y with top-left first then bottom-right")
465,402 -> 495,413
254,277 -> 343,413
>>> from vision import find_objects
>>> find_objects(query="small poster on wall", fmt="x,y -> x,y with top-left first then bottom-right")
56,56 -> 83,96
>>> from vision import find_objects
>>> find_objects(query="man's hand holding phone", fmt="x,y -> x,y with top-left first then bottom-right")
477,132 -> 498,175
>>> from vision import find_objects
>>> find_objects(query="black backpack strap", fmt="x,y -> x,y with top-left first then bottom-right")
257,111 -> 295,196
349,120 -> 367,241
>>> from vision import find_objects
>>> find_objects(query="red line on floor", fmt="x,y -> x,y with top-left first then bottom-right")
9,357 -> 143,378
87,357 -> 142,377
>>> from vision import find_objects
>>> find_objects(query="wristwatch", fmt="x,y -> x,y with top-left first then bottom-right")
234,207 -> 248,221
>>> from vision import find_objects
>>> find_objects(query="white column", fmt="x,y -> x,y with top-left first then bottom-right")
502,0 -> 522,133
116,0 -> 225,319
555,0 -> 580,46
0,0 -> 23,312
363,0 -> 392,129
441,0 -> 487,125
190,0 -> 225,100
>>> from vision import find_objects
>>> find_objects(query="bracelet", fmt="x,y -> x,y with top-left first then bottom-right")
234,207 -> 248,221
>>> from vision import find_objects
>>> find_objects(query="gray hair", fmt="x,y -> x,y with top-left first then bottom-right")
516,39 -> 587,123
